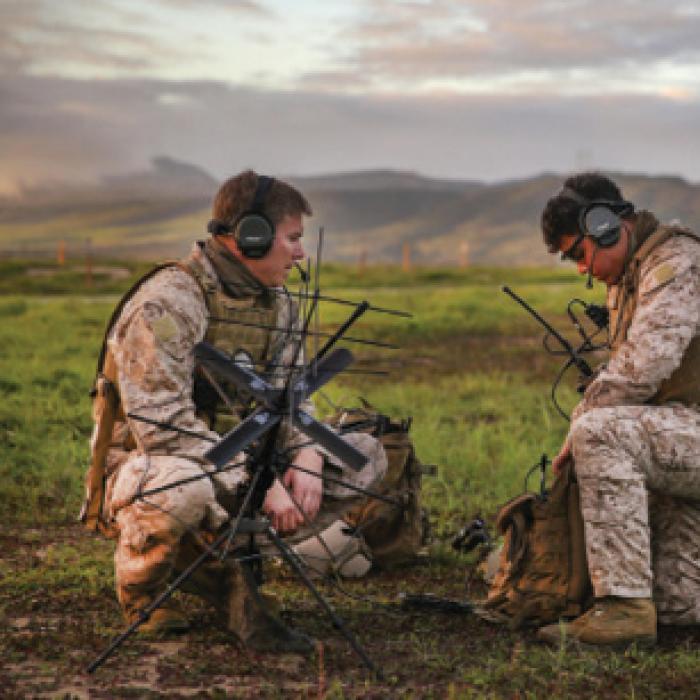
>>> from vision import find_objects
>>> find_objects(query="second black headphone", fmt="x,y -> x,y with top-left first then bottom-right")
207,175 -> 276,258
560,187 -> 635,247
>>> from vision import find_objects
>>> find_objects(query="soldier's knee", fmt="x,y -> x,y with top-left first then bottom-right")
569,408 -> 631,480
570,408 -> 611,452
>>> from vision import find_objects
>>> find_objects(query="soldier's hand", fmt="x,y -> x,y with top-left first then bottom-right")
262,479 -> 305,533
552,439 -> 572,476
285,447 -> 323,522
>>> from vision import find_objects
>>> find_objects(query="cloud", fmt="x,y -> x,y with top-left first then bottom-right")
160,0 -> 269,14
3,0 -> 698,98
0,0 -> 269,80
0,0 -> 187,77
303,0 -> 700,94
1,73 -> 699,197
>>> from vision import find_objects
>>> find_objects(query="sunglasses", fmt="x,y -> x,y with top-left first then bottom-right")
560,233 -> 585,263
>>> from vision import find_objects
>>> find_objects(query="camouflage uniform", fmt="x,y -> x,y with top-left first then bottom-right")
98,241 -> 386,619
569,214 -> 700,624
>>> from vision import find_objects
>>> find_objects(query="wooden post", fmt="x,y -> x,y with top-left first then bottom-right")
357,248 -> 367,274
402,242 -> 411,272
459,241 -> 470,268
57,240 -> 66,266
85,238 -> 93,288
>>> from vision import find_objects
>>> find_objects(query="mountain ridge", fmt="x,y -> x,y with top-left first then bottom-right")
1,159 -> 698,266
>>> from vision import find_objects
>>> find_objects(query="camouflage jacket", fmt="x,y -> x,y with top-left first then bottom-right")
572,214 -> 700,422
102,241 -> 310,476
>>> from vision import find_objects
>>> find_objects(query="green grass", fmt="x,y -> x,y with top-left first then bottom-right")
0,296 -> 107,522
1,261 -> 698,698
0,262 -> 595,526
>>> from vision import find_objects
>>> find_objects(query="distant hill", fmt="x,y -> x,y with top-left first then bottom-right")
1,159 -> 698,265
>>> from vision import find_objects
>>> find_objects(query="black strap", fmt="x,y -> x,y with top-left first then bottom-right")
251,175 -> 274,213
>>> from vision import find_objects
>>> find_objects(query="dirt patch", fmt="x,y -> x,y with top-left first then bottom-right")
352,332 -> 590,386
2,525 -> 700,698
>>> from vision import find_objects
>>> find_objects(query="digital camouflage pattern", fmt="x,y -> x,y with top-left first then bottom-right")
573,230 -> 700,417
101,243 -> 386,616
651,494 -> 700,624
569,224 -> 700,623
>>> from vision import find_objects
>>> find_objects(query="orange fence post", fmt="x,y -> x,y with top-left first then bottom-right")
402,242 -> 411,272
459,241 -> 470,268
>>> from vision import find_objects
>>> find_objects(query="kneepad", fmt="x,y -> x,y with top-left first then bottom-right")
292,519 -> 372,578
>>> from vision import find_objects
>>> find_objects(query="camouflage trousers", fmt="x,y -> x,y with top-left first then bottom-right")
108,435 -> 386,617
570,404 -> 700,624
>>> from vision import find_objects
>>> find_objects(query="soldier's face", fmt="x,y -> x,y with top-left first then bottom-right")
558,223 -> 630,286
246,214 -> 305,287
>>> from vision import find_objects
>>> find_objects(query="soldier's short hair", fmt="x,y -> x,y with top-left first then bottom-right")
212,170 -> 312,229
541,172 -> 626,253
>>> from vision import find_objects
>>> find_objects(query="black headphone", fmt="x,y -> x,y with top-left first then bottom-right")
207,175 -> 276,258
560,187 -> 635,247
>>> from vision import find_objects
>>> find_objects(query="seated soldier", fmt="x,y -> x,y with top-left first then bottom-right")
80,171 -> 392,653
537,172 -> 700,647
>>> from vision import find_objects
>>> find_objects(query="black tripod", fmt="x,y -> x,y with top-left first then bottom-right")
87,445 -> 381,675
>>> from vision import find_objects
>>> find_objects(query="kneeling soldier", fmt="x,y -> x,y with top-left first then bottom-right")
537,172 -> 700,647
80,171 -> 390,652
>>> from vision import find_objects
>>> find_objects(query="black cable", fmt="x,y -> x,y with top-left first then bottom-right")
207,315 -> 398,351
195,273 -> 412,318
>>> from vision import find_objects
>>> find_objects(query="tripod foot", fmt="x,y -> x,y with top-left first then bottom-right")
243,624 -> 314,656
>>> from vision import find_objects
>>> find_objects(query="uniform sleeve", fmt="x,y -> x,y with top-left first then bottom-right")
572,236 -> 700,421
109,268 -> 220,462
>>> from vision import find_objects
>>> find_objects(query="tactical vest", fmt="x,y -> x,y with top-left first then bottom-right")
182,249 -> 282,432
608,222 -> 700,407
80,247 -> 284,534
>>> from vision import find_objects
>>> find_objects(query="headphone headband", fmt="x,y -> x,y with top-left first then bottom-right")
251,175 -> 274,213
558,186 -> 634,217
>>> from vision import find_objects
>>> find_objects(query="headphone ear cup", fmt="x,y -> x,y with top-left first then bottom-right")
235,212 -> 275,258
581,205 -> 621,247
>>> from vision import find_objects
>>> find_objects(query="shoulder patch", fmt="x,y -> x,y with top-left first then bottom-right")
653,263 -> 676,287
151,312 -> 179,343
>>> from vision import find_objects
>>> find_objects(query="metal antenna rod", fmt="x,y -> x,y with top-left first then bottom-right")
312,301 -> 371,363
265,524 -> 383,679
207,316 -> 398,351
501,285 -> 592,377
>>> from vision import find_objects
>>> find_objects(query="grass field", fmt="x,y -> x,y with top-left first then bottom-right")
1,260 -> 698,698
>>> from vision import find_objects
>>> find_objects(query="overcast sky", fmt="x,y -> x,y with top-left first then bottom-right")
2,0 -> 699,194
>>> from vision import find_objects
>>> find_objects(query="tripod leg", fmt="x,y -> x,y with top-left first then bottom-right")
265,524 -> 383,679
88,522 -> 239,673
87,468 -> 264,674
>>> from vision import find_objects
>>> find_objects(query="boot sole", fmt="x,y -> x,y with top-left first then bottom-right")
574,635 -> 657,651
537,632 -> 657,651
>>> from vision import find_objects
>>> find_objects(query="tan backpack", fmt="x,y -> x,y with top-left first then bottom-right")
330,406 -> 432,569
480,458 -> 592,629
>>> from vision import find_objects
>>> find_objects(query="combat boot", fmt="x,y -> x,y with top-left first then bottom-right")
135,605 -> 191,635
118,585 -> 190,635
226,562 -> 314,655
537,597 -> 656,649
121,597 -> 190,635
